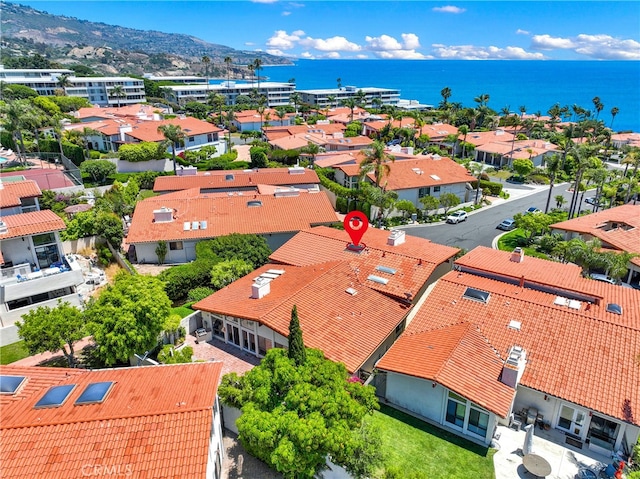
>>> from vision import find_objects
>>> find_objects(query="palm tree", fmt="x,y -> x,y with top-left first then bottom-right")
359,140 -> 395,189
440,87 -> 452,109
56,74 -> 72,96
202,55 -> 211,80
467,162 -> 486,205
519,105 -> 527,118
224,109 -> 235,147
457,125 -> 469,159
327,95 -> 336,110
543,154 -> 562,213
336,77 -> 342,89
343,98 -> 357,123
301,141 -> 320,165
275,108 -> 287,126
253,58 -> 263,90
0,99 -> 37,163
592,96 -> 603,119
290,92 -> 301,115
474,93 -> 490,107
247,63 -> 255,86
567,145 -> 599,219
109,85 -> 126,108
79,127 -> 101,160
224,56 -> 233,85
157,124 -> 185,175
610,107 -> 619,130
554,194 -> 566,209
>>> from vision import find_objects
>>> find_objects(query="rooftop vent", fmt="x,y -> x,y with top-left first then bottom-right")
376,265 -> 397,275
510,247 -> 524,263
0,221 -> 7,235
345,287 -> 357,296
0,375 -> 27,395
367,274 -> 389,285
501,345 -> 526,388
387,229 -> 406,246
75,381 -> 114,406
606,303 -> 622,315
34,384 -> 76,409
463,287 -> 490,304
508,320 -> 521,331
553,296 -> 582,310
251,276 -> 271,299
247,200 -> 263,207
153,206 -> 173,223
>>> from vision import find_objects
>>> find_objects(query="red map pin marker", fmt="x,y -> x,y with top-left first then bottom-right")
344,211 -> 368,248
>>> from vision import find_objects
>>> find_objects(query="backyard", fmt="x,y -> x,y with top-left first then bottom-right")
368,405 -> 495,479
0,341 -> 30,364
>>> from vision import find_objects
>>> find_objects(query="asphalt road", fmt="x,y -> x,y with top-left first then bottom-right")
399,184 -> 577,251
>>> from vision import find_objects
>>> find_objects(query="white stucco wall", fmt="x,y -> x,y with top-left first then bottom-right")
386,372 -> 445,423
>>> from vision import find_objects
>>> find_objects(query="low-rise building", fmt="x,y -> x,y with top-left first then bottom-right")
126,189 -> 338,262
376,246 -> 640,451
162,81 -> 294,107
297,86 -> 400,109
0,362 -> 225,479
474,139 -> 558,168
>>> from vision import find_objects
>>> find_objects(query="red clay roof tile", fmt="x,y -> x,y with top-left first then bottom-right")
0,180 -> 42,208
0,210 -> 66,240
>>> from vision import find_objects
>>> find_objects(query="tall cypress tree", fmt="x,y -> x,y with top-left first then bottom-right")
288,305 -> 306,366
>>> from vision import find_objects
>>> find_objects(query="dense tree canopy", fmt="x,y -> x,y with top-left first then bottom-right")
198,233 -> 271,269
210,259 -> 254,290
80,159 -> 116,184
16,301 -> 86,367
86,273 -> 171,365
219,348 -> 379,479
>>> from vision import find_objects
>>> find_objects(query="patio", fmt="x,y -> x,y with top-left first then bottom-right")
184,334 -> 260,382
493,424 -> 614,479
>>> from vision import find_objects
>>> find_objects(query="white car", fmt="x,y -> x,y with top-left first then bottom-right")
446,211 -> 468,224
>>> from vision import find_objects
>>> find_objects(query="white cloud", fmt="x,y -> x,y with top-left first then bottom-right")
365,34 -> 403,51
516,29 -> 530,35
364,33 -> 425,59
300,51 -> 314,59
322,52 -> 341,59
356,54 -> 369,59
531,34 -> 574,50
282,11 -> 291,16
402,33 -> 421,50
432,5 -> 466,14
530,33 -> 640,59
376,50 -> 428,59
431,44 -> 544,60
244,42 -> 255,46
266,30 -> 304,50
265,49 -> 286,56
299,36 -> 361,52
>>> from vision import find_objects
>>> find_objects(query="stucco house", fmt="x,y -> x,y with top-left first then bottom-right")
0,362 -> 225,479
376,246 -> 640,453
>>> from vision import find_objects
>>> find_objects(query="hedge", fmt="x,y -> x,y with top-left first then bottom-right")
472,179 -> 503,196
158,258 -> 219,302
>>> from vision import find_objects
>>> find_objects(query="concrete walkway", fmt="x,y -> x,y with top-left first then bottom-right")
11,337 -> 94,367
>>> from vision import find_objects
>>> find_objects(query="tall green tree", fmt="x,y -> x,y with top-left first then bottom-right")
210,259 -> 254,290
439,86 -> 452,109
543,154 -> 562,213
56,73 -> 72,95
218,348 -> 379,479
157,123 -> 185,174
253,58 -> 263,90
80,159 -> 116,184
438,192 -> 460,214
419,195 -> 440,219
109,85 -> 126,108
201,55 -> 211,79
610,106 -> 619,130
87,273 -> 171,366
17,301 -> 85,368
287,305 -> 306,366
359,140 -> 395,189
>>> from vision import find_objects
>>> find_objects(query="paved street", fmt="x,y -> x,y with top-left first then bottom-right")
398,183 -> 577,251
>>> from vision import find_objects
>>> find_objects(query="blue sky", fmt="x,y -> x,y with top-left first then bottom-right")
15,1 -> 640,60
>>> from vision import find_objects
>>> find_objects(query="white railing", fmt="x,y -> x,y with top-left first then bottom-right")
0,263 -> 31,283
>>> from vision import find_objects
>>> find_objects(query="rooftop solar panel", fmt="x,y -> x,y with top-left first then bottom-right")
34,384 -> 76,409
75,381 -> 114,405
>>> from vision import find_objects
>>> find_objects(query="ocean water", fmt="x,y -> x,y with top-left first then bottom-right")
263,60 -> 640,133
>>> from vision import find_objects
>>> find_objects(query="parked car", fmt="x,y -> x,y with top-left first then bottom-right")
585,197 -> 606,207
446,211 -> 468,224
497,218 -> 516,231
589,273 -> 616,284
526,207 -> 541,214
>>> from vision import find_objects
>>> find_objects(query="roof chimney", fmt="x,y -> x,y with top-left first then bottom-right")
153,206 -> 173,223
387,230 -> 406,246
501,345 -> 526,388
510,247 -> 524,263
251,277 -> 271,299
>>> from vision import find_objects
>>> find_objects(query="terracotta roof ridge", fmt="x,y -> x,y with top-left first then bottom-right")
1,406 -> 212,431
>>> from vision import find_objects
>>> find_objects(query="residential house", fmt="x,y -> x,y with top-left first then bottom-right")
193,261 -> 411,380
376,246 -> 640,452
457,129 -> 516,156
153,167 -> 320,194
231,109 -> 294,132
269,226 -> 460,303
0,362 -> 225,479
550,204 -> 640,285
0,180 -> 84,335
297,86 -> 400,109
474,139 -> 558,168
324,135 -> 374,152
611,132 -> 640,149
126,189 -> 338,263
362,117 -> 417,138
263,123 -> 346,142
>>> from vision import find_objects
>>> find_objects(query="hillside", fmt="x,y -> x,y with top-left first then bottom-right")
0,2 -> 291,76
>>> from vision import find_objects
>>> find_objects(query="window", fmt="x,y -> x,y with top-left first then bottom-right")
463,287 -> 490,304
418,187 -> 430,198
212,318 -> 225,339
258,336 -> 272,356
434,186 -> 441,192
446,392 -> 466,428
188,136 -> 195,142
468,408 -> 489,437
169,241 -> 183,251
588,415 -> 619,448
32,233 -> 60,269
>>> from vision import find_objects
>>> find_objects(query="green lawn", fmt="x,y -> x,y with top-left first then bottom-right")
368,405 -> 495,479
497,229 -> 549,259
171,303 -> 195,318
0,341 -> 30,365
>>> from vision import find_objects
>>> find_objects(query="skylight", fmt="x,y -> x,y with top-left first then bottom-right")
75,382 -> 114,406
430,174 -> 441,181
34,384 -> 76,409
367,275 -> 389,285
376,265 -> 397,275
0,375 -> 27,395
508,320 -> 521,331
225,174 -> 234,181
247,200 -> 263,207
606,303 -> 622,315
463,287 -> 490,303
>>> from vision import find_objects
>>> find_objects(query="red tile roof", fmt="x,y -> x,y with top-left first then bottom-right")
127,192 -> 338,244
263,123 -> 346,141
194,262 -> 411,373
550,205 -> 640,266
0,210 -> 66,240
0,180 -> 41,208
270,226 -> 459,301
381,247 -> 640,424
125,117 -> 222,143
371,157 -> 475,191
462,130 -> 515,147
153,167 -> 320,193
419,123 -> 459,141
0,363 -> 223,479
377,322 -> 516,417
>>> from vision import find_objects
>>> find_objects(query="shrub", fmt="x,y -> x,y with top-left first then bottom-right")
187,287 -> 215,302
537,233 -> 563,254
158,258 -> 218,302
336,196 -> 348,214
529,174 -> 550,185
475,179 -> 503,195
